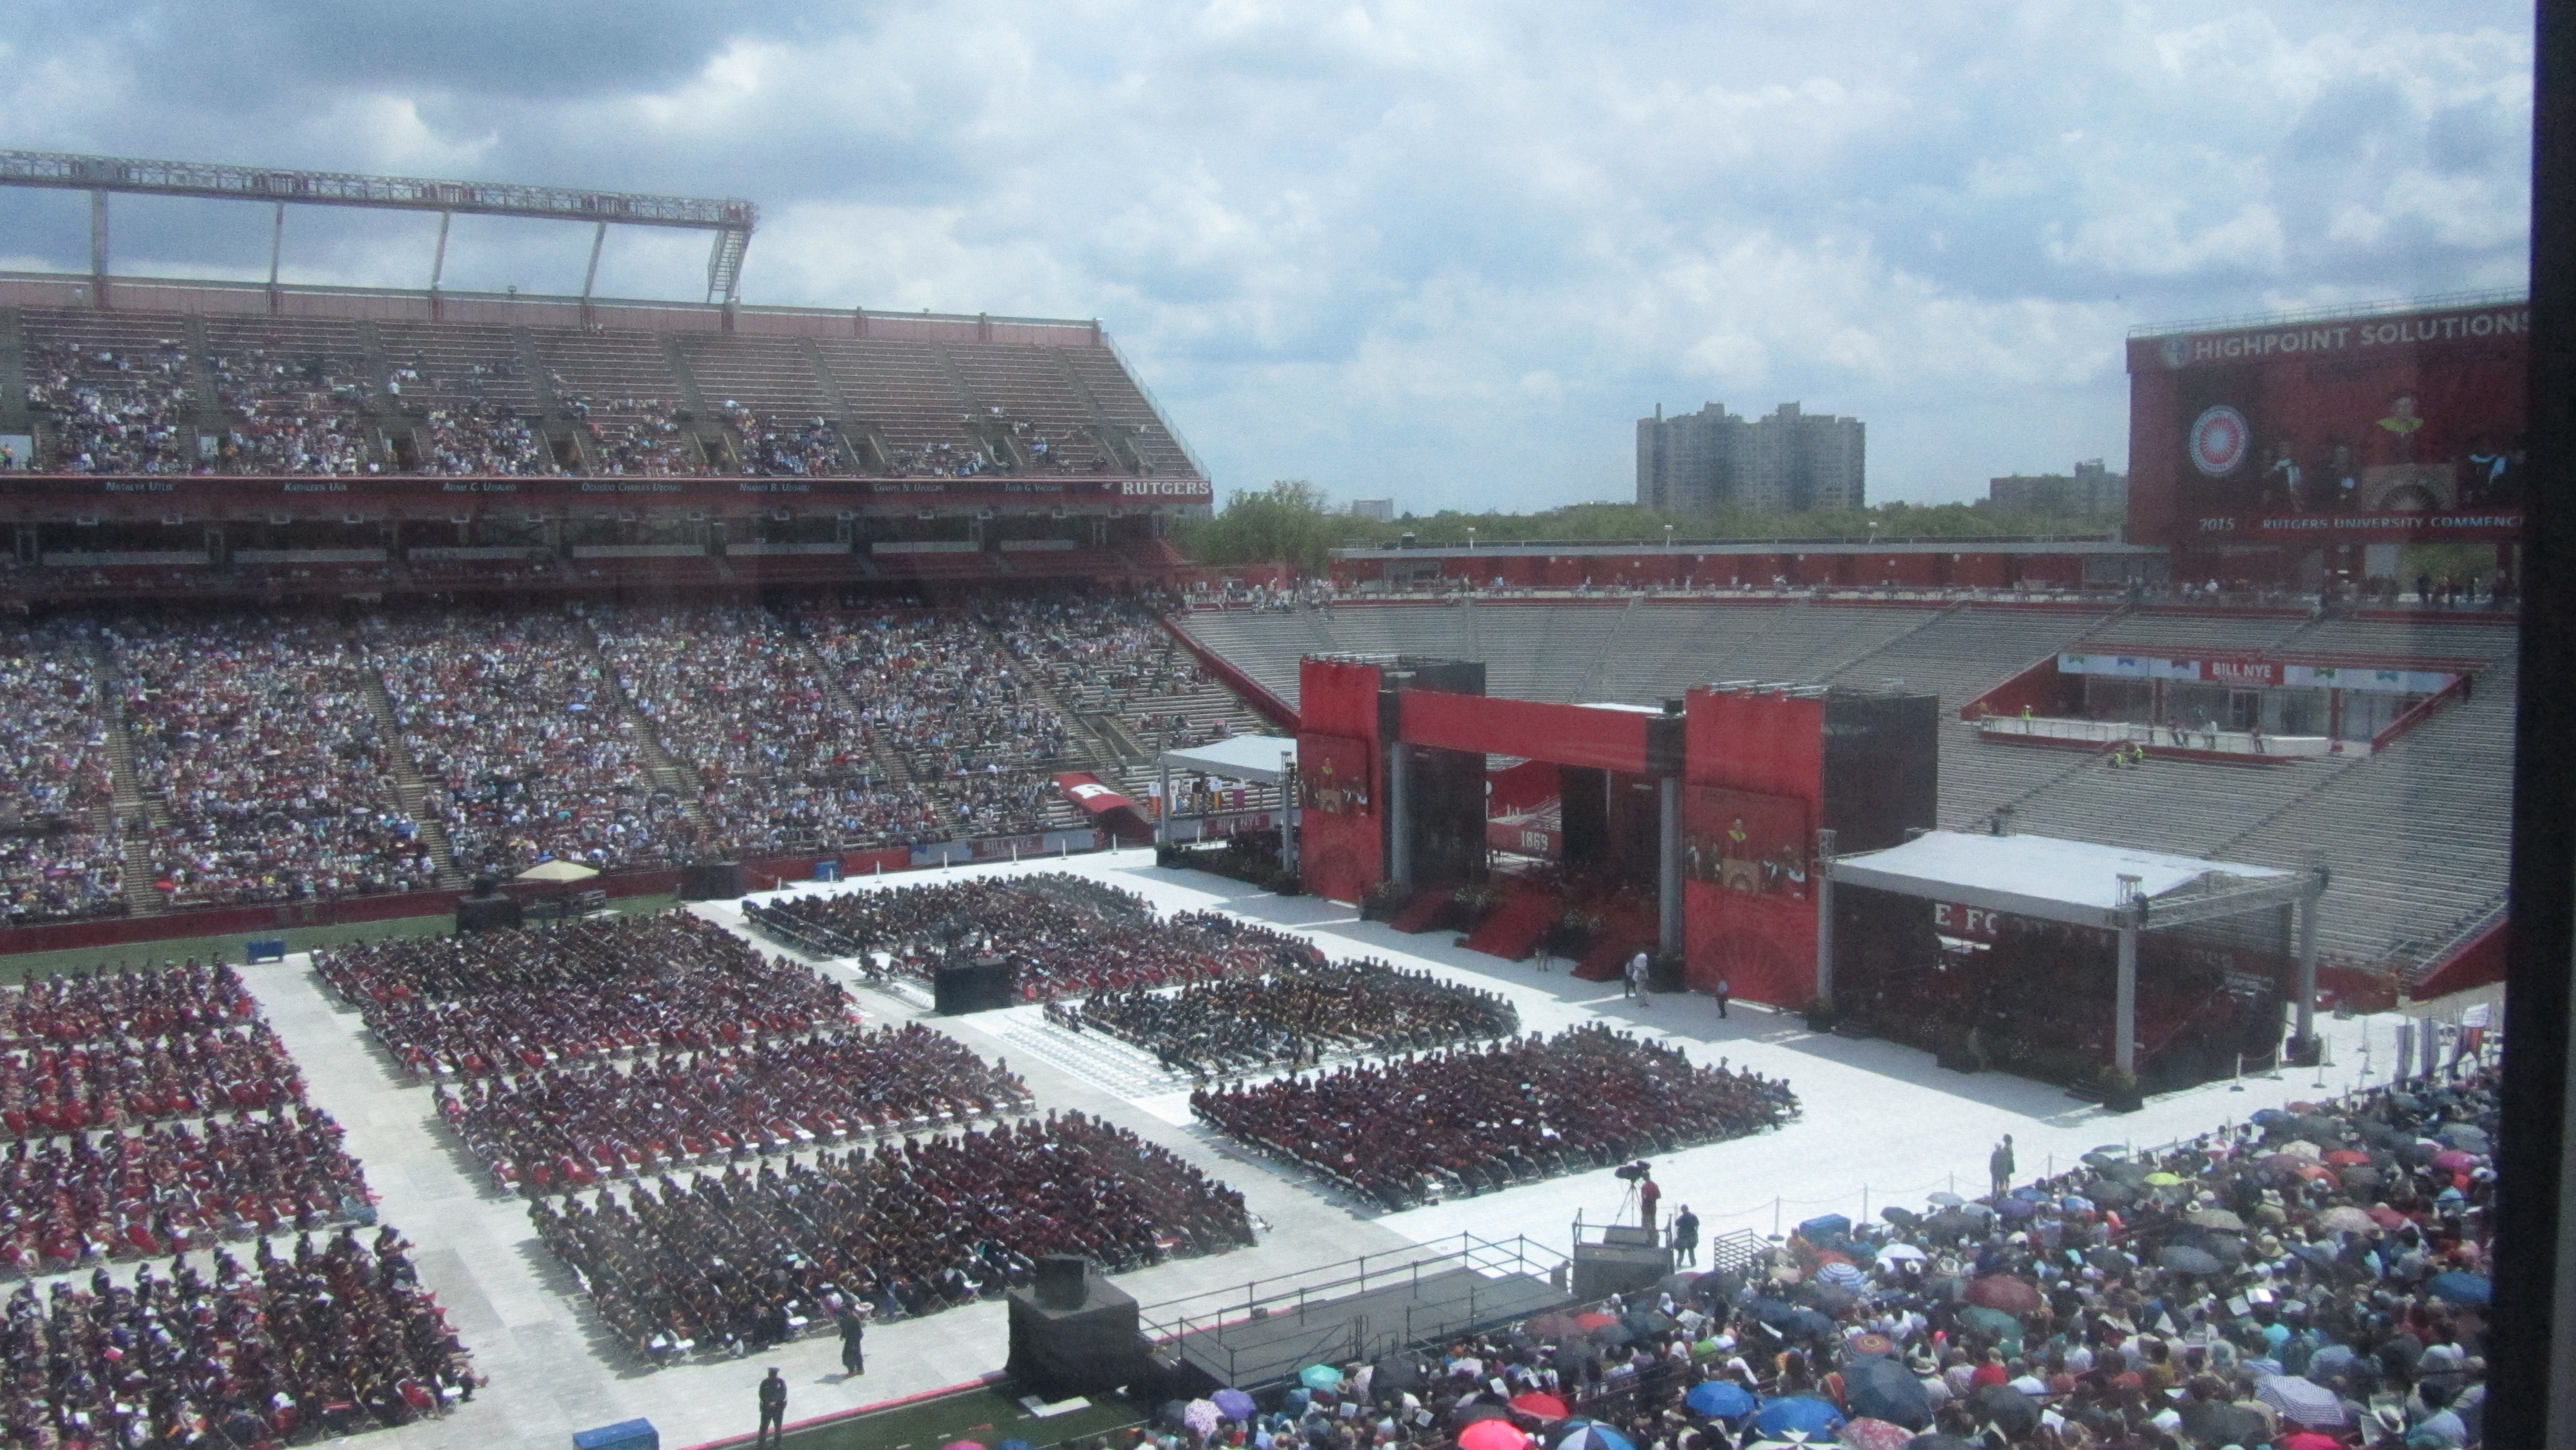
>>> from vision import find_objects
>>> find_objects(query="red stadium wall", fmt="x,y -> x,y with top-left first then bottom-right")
2128,299 -> 2528,549
1401,693 -> 1652,774
1681,689 -> 1827,1008
1297,659 -> 1388,903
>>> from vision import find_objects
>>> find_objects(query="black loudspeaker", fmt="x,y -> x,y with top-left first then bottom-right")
1035,1254 -> 1088,1309
1648,952 -> 1685,993
934,955 -> 1018,1014
1006,1279 -> 1148,1402
455,894 -> 524,935
679,860 -> 745,901
1570,1238 -> 1673,1302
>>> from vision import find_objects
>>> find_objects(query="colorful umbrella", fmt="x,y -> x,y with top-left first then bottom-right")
2142,1171 -> 2183,1186
1212,1389 -> 1256,1422
1553,1423 -> 1636,1450
2427,1271 -> 2491,1307
1684,1380 -> 1756,1420
1874,1243 -> 1927,1268
1839,1417 -> 1915,1450
1299,1364 -> 1343,1392
1182,1401 -> 1220,1436
1572,1312 -> 1620,1331
2432,1149 -> 2480,1172
2367,1205 -> 2411,1230
1459,1418 -> 1528,1450
2323,1149 -> 2371,1167
1818,1261 -> 1868,1289
1753,1396 -> 1845,1440
2254,1375 -> 2345,1429
1510,1393 -> 1571,1422
1966,1276 -> 2042,1313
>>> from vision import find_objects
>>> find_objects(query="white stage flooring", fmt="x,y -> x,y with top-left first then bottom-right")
190,847 -> 2401,1449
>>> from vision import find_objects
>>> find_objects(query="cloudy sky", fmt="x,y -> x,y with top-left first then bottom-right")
0,1 -> 2532,510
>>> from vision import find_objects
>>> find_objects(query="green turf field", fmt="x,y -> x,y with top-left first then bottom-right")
772,1383 -> 1144,1450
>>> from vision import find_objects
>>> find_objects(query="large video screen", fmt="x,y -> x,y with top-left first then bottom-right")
2126,298 -> 2527,547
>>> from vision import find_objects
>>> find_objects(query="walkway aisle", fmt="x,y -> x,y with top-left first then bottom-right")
717,854 -> 2395,1257
234,933 -> 1419,1450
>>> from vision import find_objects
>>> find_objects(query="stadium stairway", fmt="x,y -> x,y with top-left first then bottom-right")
1386,890 -> 1456,935
575,617 -> 719,837
357,670 -> 470,890
85,637 -> 166,916
2212,659 -> 2519,971
1462,878 -> 1559,961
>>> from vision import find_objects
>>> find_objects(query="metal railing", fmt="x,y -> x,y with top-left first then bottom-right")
1136,1232 -> 1560,1387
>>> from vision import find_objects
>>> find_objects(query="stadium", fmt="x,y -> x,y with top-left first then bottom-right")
0,150 -> 2520,1450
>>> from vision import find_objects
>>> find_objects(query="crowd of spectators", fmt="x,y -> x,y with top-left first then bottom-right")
0,622 -> 125,921
530,1112 -> 1252,1364
311,912 -> 855,1082
886,439 -> 995,478
1058,959 -> 1519,1076
803,607 -> 1077,786
1155,1071 -> 2496,1450
367,608 -> 696,876
748,873 -> 1324,1001
0,593 -> 1270,915
590,605 -> 934,854
564,395 -> 709,476
433,1023 -> 1032,1195
22,338 -> 195,474
417,402 -> 556,476
0,1226 -> 479,1449
992,591 -> 1262,751
209,343 -> 377,475
109,616 -> 432,907
720,404 -> 850,476
1191,1026 -> 1800,1212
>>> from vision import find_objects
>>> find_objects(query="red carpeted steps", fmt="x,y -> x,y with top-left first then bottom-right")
1386,890 -> 1455,934
1462,881 -> 1559,961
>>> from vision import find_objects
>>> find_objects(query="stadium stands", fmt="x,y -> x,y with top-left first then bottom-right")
8,303 -> 1197,485
1174,597 -> 2516,980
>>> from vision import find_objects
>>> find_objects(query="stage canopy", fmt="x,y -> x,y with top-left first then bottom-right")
1158,735 -> 1296,785
1826,829 -> 2305,929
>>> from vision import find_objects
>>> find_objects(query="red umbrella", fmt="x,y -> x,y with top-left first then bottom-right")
2367,1205 -> 2411,1230
1459,1420 -> 1528,1450
2432,1150 -> 2480,1172
1966,1275 -> 2044,1313
1509,1393 -> 1571,1421
2323,1150 -> 2371,1167
1573,1312 -> 1620,1330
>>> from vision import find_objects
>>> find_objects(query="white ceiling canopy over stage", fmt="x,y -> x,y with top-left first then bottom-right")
1820,829 -> 2329,1082
1157,735 -> 1296,785
1825,830 -> 2306,929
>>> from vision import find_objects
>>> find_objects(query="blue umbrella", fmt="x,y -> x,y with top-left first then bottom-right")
1553,1423 -> 1636,1450
1685,1380 -> 1756,1420
1753,1396 -> 1845,1440
1844,1356 -> 1932,1430
2427,1271 -> 2491,1307
999,1441 -> 1035,1450
1299,1364 -> 1343,1392
1995,1197 -> 2036,1222
1212,1389 -> 1256,1422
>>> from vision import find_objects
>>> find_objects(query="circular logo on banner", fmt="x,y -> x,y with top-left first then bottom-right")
2159,336 -> 2191,370
2188,405 -> 2251,477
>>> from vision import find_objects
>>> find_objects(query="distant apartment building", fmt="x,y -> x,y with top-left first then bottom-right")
1988,460 -> 2128,516
1636,401 -> 1865,515
1348,498 -> 1396,521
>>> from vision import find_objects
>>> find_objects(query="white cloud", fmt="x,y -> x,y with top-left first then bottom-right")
0,0 -> 2531,507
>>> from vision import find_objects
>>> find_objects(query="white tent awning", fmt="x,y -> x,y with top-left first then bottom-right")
1826,829 -> 2296,929
1157,735 -> 1297,785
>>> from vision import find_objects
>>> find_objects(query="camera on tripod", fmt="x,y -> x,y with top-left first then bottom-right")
1614,1160 -> 1652,1183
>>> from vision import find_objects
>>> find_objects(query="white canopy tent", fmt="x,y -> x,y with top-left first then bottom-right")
1156,735 -> 1301,869
1820,829 -> 2326,1081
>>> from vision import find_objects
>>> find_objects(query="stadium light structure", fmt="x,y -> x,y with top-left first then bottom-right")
0,149 -> 758,305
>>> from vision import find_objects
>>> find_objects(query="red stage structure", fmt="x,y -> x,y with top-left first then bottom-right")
1295,656 -> 1937,1008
